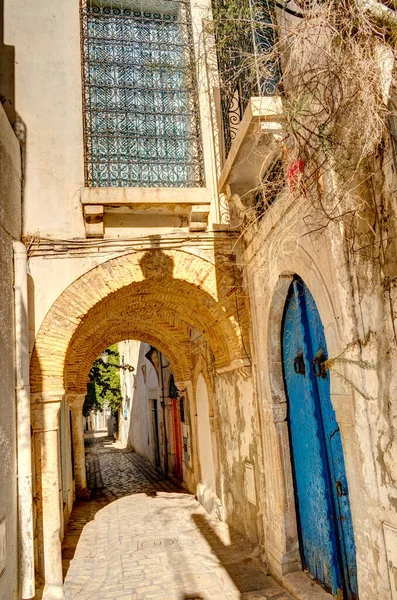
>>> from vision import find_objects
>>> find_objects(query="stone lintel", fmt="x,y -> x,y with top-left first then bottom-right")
82,189 -> 211,237
81,186 -> 212,206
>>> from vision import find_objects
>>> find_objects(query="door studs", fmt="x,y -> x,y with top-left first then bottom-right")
294,350 -> 306,375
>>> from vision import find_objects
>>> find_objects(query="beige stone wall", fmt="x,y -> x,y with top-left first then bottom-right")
241,180 -> 397,597
0,103 -> 21,599
4,0 -> 220,239
214,370 -> 260,543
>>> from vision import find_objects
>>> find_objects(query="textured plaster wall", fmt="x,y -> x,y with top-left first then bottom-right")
214,370 -> 260,544
0,104 -> 21,599
241,180 -> 397,598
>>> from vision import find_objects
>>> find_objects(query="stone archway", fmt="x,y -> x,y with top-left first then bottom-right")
30,247 -> 249,598
31,248 -> 248,393
253,257 -> 360,588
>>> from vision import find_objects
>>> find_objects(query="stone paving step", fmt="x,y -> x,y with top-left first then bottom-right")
62,434 -> 295,600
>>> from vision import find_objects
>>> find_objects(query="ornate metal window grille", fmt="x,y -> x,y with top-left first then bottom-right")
81,0 -> 204,187
212,0 -> 280,157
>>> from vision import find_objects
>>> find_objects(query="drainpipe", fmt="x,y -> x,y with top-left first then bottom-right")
13,241 -> 35,599
158,351 -> 169,476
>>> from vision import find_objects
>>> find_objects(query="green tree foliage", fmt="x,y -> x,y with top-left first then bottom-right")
83,345 -> 124,417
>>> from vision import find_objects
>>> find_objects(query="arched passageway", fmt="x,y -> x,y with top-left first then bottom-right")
31,248 -> 248,395
30,248 -> 249,597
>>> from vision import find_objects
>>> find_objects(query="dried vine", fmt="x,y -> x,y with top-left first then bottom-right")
210,0 -> 397,348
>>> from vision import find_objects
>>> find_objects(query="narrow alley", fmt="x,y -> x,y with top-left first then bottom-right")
61,433 -> 293,600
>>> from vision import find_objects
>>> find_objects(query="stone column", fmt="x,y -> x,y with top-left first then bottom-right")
31,394 -> 63,600
272,403 -> 301,575
68,394 -> 88,497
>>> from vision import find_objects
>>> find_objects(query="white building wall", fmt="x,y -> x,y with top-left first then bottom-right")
0,102 -> 21,600
4,0 -> 219,239
5,0 -> 85,238
118,341 -> 160,465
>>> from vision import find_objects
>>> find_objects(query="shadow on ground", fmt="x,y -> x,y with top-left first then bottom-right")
62,433 -> 293,599
189,514 -> 293,600
62,433 -> 185,579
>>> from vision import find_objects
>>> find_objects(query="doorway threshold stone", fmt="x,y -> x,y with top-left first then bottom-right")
282,572 -> 332,600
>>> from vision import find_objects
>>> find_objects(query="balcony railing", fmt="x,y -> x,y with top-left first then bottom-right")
212,0 -> 280,157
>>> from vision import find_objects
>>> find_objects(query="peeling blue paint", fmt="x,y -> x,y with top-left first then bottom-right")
282,277 -> 358,599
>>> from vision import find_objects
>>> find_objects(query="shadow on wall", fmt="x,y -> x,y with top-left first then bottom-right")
140,238 -> 175,279
0,0 -> 16,123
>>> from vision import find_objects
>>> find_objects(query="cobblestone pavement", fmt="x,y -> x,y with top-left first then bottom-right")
62,433 -> 293,600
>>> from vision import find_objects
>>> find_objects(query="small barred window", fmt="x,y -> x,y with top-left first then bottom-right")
80,0 -> 204,187
254,158 -> 284,219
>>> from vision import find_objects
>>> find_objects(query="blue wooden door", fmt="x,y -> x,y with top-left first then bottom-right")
282,277 -> 358,599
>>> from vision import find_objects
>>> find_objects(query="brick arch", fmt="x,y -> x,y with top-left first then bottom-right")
31,248 -> 248,394
67,323 -> 191,392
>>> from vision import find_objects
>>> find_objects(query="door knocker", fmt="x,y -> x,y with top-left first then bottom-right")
313,349 -> 327,379
335,481 -> 346,497
294,350 -> 306,375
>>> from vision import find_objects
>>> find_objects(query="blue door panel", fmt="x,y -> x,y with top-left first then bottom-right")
282,278 -> 358,599
303,283 -> 358,597
283,282 -> 342,594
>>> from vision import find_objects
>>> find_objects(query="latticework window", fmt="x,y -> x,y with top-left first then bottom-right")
81,0 -> 204,187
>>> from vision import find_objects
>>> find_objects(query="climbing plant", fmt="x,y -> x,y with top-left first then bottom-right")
210,0 -> 397,344
208,0 -> 397,486
83,345 -> 134,416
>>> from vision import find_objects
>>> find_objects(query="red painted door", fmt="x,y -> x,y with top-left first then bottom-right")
172,399 -> 183,480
